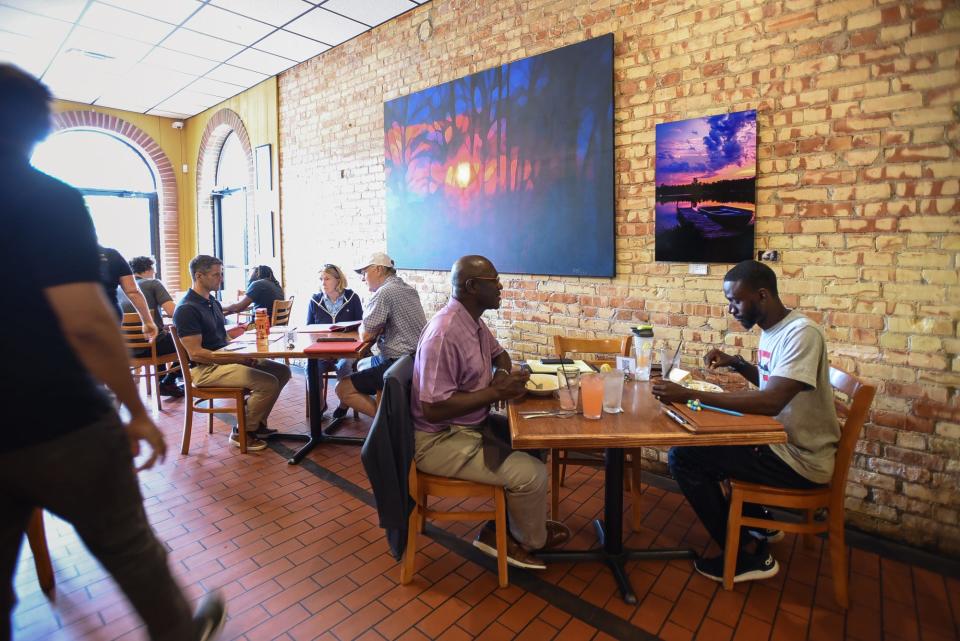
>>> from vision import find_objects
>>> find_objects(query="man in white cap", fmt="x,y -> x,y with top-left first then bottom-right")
331,252 -> 426,424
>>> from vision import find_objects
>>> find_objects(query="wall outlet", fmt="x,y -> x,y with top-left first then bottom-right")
182,164 -> 188,174
688,263 -> 708,275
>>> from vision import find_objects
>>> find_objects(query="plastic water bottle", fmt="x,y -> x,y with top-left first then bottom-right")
632,325 -> 654,381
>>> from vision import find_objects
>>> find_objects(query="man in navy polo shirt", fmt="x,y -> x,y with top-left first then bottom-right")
173,255 -> 290,452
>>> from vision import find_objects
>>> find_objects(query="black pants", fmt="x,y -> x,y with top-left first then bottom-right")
0,414 -> 194,641
667,444 -> 823,549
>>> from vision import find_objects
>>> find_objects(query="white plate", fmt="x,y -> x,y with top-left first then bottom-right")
526,374 -> 559,396
683,380 -> 723,393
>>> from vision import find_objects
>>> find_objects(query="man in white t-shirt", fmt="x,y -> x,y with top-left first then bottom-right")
652,260 -> 838,585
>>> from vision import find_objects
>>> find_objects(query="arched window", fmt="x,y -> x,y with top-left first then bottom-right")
212,131 -> 250,297
31,129 -> 161,274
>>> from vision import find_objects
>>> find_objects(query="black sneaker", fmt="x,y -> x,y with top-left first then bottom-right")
194,591 -> 226,641
694,549 -> 779,584
747,506 -> 785,543
331,405 -> 349,419
252,424 -> 278,437
158,382 -> 185,398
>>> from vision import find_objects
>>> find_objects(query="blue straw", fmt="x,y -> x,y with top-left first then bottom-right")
699,403 -> 743,417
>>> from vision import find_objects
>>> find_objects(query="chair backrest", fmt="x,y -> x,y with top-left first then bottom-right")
168,327 -> 196,389
554,335 -> 632,363
827,366 -> 876,512
271,296 -> 295,326
120,312 -> 154,354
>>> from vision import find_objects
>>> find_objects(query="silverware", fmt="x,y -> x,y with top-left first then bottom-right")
520,410 -> 578,419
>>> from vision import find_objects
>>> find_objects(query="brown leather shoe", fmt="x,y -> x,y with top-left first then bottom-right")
472,521 -> 546,570
539,520 -> 571,551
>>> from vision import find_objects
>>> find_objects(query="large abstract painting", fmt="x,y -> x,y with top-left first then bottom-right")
655,110 -> 757,263
384,34 -> 614,276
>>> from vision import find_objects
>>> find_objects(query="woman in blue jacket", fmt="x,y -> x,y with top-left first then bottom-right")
307,264 -> 363,417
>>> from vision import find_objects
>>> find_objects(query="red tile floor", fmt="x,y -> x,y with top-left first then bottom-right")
11,370 -> 960,641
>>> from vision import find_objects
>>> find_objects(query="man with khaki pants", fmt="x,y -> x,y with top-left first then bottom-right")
173,255 -> 290,452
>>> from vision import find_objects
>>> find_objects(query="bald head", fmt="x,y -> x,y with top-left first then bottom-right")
450,255 -> 502,315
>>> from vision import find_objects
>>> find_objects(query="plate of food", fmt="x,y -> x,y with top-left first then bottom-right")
525,373 -> 559,396
683,380 -> 723,393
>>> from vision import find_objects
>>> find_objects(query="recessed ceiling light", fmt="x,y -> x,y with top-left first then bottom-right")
63,47 -> 115,61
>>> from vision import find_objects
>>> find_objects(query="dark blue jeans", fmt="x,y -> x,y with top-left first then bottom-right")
668,445 -> 823,550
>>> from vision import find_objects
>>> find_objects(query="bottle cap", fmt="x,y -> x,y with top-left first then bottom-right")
631,324 -> 653,338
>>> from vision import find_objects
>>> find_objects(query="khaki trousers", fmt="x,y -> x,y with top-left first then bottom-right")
413,417 -> 548,550
192,359 -> 291,431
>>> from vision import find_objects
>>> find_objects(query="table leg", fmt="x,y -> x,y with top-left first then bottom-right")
276,359 -> 365,465
537,448 -> 695,604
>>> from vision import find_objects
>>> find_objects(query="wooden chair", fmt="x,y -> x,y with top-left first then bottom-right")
551,335 -> 645,530
379,356 -> 509,588
26,509 -> 54,595
401,462 -> 509,588
722,366 -> 876,608
170,327 -> 253,454
121,312 -> 180,412
270,296 -> 295,326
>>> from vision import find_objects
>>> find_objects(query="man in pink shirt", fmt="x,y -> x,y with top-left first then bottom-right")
411,255 -> 570,570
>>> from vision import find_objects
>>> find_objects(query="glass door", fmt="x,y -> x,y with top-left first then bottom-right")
213,187 -> 249,297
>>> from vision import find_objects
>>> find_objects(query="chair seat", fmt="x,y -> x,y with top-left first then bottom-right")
130,353 -> 179,367
191,386 -> 250,399
731,479 -> 831,504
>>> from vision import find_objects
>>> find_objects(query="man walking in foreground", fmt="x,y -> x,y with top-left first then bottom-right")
0,63 -> 225,641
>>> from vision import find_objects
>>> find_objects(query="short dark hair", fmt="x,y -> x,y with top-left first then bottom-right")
129,256 -> 155,274
189,255 -> 222,279
724,260 -> 779,297
0,64 -> 52,152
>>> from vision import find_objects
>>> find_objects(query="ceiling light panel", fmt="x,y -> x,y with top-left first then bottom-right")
0,0 -> 87,22
228,47 -> 296,75
161,28 -> 246,62
99,0 -> 201,26
141,46 -> 219,76
183,3 -> 275,45
80,2 -> 176,44
253,29 -> 328,62
209,0 -> 313,28
203,63 -> 268,87
322,0 -> 418,28
60,27 -> 153,73
284,6 -> 366,46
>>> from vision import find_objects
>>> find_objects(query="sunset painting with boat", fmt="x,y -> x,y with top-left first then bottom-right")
654,110 -> 757,262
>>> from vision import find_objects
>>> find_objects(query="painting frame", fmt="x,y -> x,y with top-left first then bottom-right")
254,143 -> 272,192
384,34 -> 615,277
654,109 -> 757,264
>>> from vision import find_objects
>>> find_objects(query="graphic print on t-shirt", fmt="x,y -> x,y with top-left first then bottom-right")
757,349 -> 771,386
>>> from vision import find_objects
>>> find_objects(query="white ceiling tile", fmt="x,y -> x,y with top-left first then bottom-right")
203,63 -> 268,87
0,29 -> 58,76
0,4 -> 72,39
43,56 -> 115,103
93,95 -> 154,113
60,27 -> 152,73
141,46 -> 218,76
253,29 -> 327,62
284,6 -> 365,45
99,0 -> 201,26
183,3 -> 275,45
209,0 -> 313,28
321,0 -> 417,28
161,28 -> 245,62
147,108 -> 190,118
0,0 -> 86,22
154,91 -> 220,115
80,2 -> 176,45
185,75 -> 242,98
228,47 -> 295,75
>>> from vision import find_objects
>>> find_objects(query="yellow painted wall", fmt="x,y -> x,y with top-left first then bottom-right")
182,77 -> 279,283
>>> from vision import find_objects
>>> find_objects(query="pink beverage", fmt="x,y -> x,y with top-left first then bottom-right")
557,367 -> 580,410
581,373 -> 604,419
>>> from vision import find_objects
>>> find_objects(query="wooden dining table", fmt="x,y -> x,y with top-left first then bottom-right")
209,329 -> 371,464
508,377 -> 786,604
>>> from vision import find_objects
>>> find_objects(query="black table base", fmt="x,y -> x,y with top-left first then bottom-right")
537,449 -> 695,603
276,360 -> 364,465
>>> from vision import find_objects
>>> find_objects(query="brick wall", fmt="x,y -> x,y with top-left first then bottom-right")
278,0 -> 960,555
